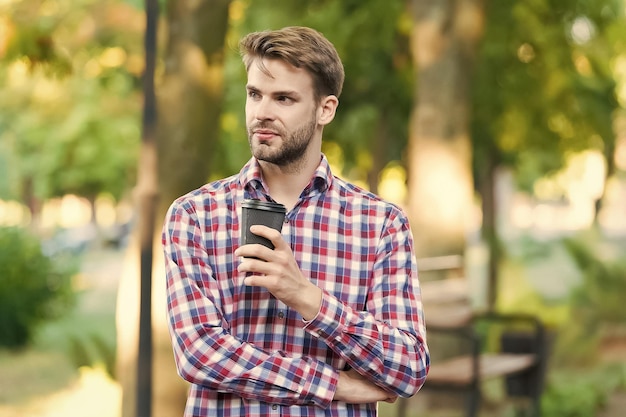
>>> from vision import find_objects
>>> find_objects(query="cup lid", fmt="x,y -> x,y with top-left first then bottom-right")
242,199 -> 286,213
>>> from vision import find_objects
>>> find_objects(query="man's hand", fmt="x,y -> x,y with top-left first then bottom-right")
235,225 -> 322,321
334,369 -> 398,404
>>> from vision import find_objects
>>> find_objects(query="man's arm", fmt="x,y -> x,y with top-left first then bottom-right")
334,369 -> 398,403
311,209 -> 429,397
163,201 -> 338,408
236,209 -> 430,398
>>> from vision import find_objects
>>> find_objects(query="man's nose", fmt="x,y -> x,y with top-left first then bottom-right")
254,98 -> 275,120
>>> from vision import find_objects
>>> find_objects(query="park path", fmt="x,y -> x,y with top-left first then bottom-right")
43,246 -> 126,417
44,246 -> 125,417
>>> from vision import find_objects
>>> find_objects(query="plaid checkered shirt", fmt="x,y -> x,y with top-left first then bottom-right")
163,155 -> 429,416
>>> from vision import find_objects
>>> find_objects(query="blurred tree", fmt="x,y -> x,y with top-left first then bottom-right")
0,0 -> 144,227
471,0 -> 624,307
115,1 -> 233,417
134,0 -> 160,415
407,0 -> 484,258
307,0 -> 413,193
156,0 -> 232,215
156,0 -> 232,411
401,2 -> 484,414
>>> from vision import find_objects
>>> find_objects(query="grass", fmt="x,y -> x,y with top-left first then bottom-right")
0,349 -> 75,404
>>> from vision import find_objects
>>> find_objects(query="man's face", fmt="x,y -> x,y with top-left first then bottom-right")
245,58 -> 320,167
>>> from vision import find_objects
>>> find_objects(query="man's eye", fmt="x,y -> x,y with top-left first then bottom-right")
248,91 -> 260,99
278,96 -> 292,103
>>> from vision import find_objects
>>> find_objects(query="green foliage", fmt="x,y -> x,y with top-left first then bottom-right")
0,227 -> 77,348
0,72 -> 140,201
2,0 -> 621,207
543,378 -> 608,417
307,0 -> 413,172
472,0 -> 623,193
542,364 -> 626,417
551,234 -> 626,365
563,235 -> 626,325
0,0 -> 143,204
68,333 -> 116,378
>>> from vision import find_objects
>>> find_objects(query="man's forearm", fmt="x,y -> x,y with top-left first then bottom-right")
304,294 -> 428,397
333,369 -> 398,403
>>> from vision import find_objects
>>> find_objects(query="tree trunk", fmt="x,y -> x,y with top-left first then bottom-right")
594,138 -> 616,223
157,0 -> 232,216
407,0 -> 483,259
22,176 -> 41,231
479,149 -> 499,310
404,1 -> 484,411
367,110 -> 391,194
116,2 -> 231,417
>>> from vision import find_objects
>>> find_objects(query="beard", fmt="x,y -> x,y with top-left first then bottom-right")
247,114 -> 317,169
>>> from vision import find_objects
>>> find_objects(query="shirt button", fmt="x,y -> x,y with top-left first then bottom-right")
283,217 -> 289,224
272,404 -> 278,410
278,311 -> 284,319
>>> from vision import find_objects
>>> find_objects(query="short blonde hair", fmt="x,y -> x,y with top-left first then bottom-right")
240,26 -> 345,101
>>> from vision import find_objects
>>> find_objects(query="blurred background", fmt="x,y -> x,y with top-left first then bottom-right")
0,0 -> 625,416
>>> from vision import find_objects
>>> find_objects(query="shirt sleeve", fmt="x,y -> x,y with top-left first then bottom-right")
163,199 -> 338,408
302,207 -> 430,398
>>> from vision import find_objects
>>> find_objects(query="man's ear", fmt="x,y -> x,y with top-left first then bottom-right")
318,95 -> 339,126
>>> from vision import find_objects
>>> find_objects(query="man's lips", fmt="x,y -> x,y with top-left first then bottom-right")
254,129 -> 279,141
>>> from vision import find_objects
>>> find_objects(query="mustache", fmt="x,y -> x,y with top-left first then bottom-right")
250,121 -> 278,132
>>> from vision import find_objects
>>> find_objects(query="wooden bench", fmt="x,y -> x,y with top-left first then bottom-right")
423,312 -> 547,417
399,256 -> 548,417
427,352 -> 537,385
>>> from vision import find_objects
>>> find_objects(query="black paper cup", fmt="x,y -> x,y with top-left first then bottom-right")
241,199 -> 286,250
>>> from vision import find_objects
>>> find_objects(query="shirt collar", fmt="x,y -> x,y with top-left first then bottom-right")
239,154 -> 333,199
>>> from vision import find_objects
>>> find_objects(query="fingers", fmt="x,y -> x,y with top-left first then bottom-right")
235,226 -> 284,279
235,225 -> 285,261
235,244 -> 274,262
249,225 -> 285,248
238,255 -> 277,277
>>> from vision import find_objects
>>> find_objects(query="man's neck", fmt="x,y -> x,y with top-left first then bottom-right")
259,152 -> 321,211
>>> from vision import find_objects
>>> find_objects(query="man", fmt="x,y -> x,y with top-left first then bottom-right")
163,26 -> 429,417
